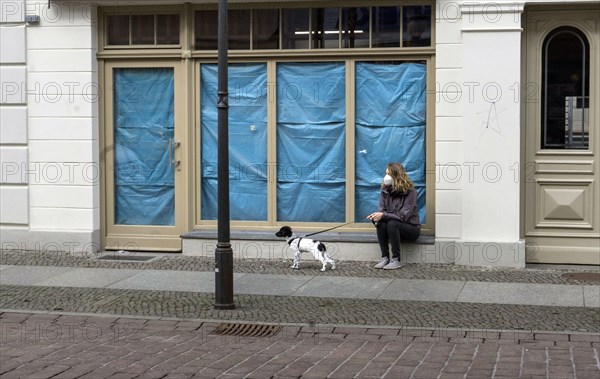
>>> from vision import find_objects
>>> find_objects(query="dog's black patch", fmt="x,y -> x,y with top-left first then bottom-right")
317,242 -> 326,252
275,226 -> 292,238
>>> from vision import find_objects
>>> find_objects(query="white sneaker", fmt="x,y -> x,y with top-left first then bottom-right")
374,257 -> 390,269
383,258 -> 404,270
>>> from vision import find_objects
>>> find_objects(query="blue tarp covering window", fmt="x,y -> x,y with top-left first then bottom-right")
114,68 -> 175,226
201,64 -> 268,221
355,62 -> 427,223
277,62 -> 346,222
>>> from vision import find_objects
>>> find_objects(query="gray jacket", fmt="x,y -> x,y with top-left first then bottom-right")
378,187 -> 421,228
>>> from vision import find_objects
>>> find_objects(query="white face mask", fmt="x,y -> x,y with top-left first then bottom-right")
383,174 -> 393,186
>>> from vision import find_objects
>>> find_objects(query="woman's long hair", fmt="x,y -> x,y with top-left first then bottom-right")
382,162 -> 415,193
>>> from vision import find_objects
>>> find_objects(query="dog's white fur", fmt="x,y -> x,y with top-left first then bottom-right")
275,226 -> 336,272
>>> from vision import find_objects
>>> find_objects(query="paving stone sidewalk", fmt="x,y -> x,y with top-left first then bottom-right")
2,285 -> 599,333
1,312 -> 599,379
2,250 -> 599,285
1,250 -> 599,378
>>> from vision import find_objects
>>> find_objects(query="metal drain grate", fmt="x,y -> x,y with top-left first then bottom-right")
97,254 -> 157,262
562,272 -> 600,282
212,323 -> 282,337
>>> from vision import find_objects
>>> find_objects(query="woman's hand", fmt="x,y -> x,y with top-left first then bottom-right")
367,212 -> 384,222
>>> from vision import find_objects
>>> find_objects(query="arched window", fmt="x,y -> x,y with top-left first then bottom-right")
542,26 -> 590,149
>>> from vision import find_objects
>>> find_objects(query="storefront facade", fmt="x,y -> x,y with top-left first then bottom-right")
1,0 -> 598,267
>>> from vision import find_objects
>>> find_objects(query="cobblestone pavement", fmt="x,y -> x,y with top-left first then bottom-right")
1,312 -> 599,379
2,250 -> 599,378
2,250 -> 599,285
2,285 -> 599,333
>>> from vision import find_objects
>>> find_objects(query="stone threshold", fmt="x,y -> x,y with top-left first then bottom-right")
181,229 -> 435,245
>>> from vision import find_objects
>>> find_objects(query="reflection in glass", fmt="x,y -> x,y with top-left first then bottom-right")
311,8 -> 340,49
253,9 -> 279,49
342,7 -> 369,48
542,27 -> 590,149
132,15 -> 154,45
106,15 -> 130,45
372,6 -> 400,47
402,6 -> 431,47
157,14 -> 180,45
282,9 -> 309,49
229,10 -> 250,49
195,10 -> 218,49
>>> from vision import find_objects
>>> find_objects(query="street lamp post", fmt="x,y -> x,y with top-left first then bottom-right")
214,0 -> 235,310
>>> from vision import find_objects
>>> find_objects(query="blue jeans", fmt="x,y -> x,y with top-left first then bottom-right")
376,219 -> 420,259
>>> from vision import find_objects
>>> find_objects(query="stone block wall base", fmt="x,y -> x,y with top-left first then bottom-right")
183,238 -> 525,268
454,240 -> 526,268
0,229 -> 100,254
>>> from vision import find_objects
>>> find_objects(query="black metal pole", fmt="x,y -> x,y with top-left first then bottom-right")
215,0 -> 235,310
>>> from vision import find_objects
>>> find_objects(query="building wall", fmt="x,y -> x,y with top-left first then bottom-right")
1,0 -> 29,232
3,0 -> 596,266
0,0 -> 100,253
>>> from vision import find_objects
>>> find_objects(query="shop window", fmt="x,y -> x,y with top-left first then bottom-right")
157,14 -> 180,45
372,6 -> 400,47
342,7 -> 370,48
282,9 -> 310,49
200,64 -> 268,221
541,27 -> 590,149
355,61 -> 427,223
106,15 -> 129,45
195,10 -> 218,49
253,9 -> 280,49
229,10 -> 251,49
195,10 -> 251,50
276,62 -> 346,222
192,4 -> 432,51
311,8 -> 340,49
403,5 -> 431,47
105,14 -> 180,46
132,15 -> 154,45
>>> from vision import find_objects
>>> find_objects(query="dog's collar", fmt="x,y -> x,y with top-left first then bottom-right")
287,237 -> 302,246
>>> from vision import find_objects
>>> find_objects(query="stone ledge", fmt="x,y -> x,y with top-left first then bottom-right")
181,229 -> 435,245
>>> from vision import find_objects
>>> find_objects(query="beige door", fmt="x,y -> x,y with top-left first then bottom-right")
524,9 -> 600,264
103,61 -> 187,251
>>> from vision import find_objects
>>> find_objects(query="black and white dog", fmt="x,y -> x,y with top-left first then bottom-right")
275,226 -> 336,272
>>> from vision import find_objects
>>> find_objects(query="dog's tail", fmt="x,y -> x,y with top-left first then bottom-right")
317,242 -> 326,252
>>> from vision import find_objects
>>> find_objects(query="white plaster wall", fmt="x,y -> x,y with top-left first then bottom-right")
0,1 -> 99,252
26,0 -> 99,239
0,0 -> 28,228
435,1 -> 464,242
455,2 -> 525,267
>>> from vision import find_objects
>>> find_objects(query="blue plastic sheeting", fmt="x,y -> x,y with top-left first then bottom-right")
277,62 -> 346,222
354,62 -> 427,223
114,68 -> 175,226
201,64 -> 268,221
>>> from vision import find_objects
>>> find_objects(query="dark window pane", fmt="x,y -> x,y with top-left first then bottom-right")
253,9 -> 279,49
157,14 -> 180,45
403,6 -> 431,47
342,7 -> 369,48
131,15 -> 154,45
106,15 -> 129,45
372,6 -> 400,47
542,27 -> 590,149
195,10 -> 218,49
311,8 -> 340,49
229,10 -> 250,49
282,9 -> 309,49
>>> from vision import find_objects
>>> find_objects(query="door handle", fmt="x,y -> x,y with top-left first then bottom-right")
169,138 -> 181,167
